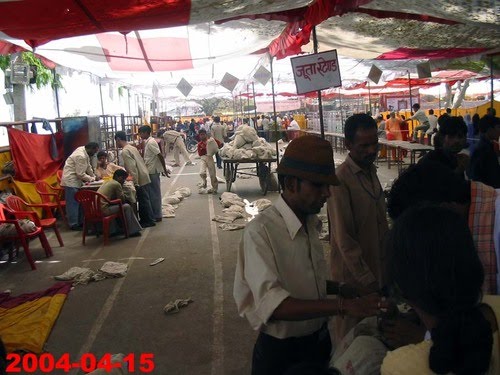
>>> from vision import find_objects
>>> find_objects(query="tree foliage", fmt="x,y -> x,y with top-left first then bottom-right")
193,97 -> 233,116
0,52 -> 62,89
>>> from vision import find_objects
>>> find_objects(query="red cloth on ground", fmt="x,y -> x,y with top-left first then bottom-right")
8,128 -> 64,182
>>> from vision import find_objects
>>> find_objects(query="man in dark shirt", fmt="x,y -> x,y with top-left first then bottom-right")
469,114 -> 500,188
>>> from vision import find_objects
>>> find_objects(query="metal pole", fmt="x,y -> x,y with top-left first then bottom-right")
99,83 -> 105,115
53,70 -> 61,118
408,70 -> 413,109
246,84 -> 250,123
312,26 -> 325,139
252,82 -> 258,130
367,81 -> 372,114
490,55 -> 494,110
338,87 -> 344,132
270,56 -> 279,163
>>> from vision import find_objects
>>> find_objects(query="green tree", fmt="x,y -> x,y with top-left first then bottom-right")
0,52 -> 62,89
193,97 -> 232,116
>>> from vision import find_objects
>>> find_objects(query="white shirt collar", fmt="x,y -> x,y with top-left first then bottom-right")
274,196 -> 304,240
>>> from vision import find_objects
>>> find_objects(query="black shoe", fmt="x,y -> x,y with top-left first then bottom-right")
70,224 -> 82,231
130,232 -> 142,237
155,218 -> 163,222
140,221 -> 156,228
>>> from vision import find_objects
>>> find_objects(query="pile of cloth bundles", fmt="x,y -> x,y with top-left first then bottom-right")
220,125 -> 277,160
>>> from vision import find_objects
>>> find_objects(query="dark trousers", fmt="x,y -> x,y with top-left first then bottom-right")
251,324 -> 332,375
215,152 -> 222,168
136,184 -> 154,224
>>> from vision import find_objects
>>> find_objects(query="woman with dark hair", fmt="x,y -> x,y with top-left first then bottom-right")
382,205 -> 499,374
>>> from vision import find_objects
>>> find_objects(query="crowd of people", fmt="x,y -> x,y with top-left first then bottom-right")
234,110 -> 500,374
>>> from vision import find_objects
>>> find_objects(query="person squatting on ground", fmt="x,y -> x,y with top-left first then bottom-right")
234,135 -> 389,375
61,142 -> 99,230
328,113 -> 389,345
97,169 -> 142,237
139,125 -> 170,222
114,131 -> 155,228
197,129 -> 221,194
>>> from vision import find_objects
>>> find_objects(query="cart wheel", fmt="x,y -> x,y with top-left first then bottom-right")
225,164 -> 232,192
258,164 -> 270,195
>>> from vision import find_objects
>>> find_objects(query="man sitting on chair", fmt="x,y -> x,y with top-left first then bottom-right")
97,169 -> 142,237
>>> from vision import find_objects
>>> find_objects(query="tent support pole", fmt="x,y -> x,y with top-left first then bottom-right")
408,70 -> 413,110
312,26 -> 325,139
490,55 -> 494,110
367,81 -> 372,114
338,87 -> 344,132
270,55 -> 279,165
53,69 -> 61,118
246,84 -> 250,120
99,82 -> 105,116
252,82 -> 258,130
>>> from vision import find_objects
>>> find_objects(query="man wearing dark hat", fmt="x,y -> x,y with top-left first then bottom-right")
234,135 -> 385,375
327,113 -> 389,345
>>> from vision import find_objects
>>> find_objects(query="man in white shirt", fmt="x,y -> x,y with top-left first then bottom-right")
210,116 -> 226,169
114,131 -> 155,227
288,116 -> 300,130
139,125 -> 170,222
234,136 -> 385,374
406,103 -> 430,142
61,142 -> 99,230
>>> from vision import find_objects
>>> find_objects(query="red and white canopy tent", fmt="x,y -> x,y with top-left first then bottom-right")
0,0 -> 498,98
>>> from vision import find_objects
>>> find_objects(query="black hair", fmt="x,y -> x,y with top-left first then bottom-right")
388,205 -> 492,375
387,160 -> 470,220
198,129 -> 207,134
344,113 -> 377,142
97,151 -> 108,159
438,116 -> 467,137
213,116 -> 220,123
277,174 -> 302,192
428,109 -> 434,115
446,107 -> 452,114
113,169 -> 128,180
85,142 -> 99,150
138,125 -> 152,134
478,114 -> 499,134
412,103 -> 420,110
114,131 -> 127,141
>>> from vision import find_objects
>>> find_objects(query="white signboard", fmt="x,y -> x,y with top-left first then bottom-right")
253,66 -> 271,86
177,78 -> 193,97
220,72 -> 239,92
291,50 -> 341,95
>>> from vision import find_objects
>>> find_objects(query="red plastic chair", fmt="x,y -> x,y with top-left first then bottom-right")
74,190 -> 129,245
0,203 -> 53,270
6,195 -> 64,247
34,180 -> 68,227
56,170 -> 63,185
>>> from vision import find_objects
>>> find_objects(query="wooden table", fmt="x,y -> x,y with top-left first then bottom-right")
378,139 -> 434,174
